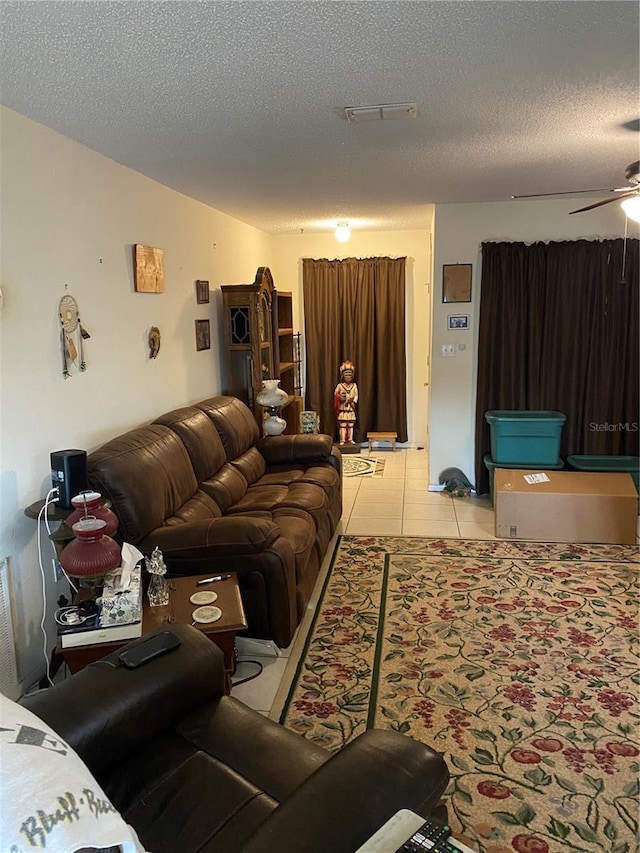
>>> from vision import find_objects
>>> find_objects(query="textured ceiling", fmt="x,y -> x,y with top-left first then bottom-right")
1,1 -> 638,234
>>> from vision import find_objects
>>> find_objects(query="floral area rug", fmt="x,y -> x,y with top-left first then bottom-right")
279,536 -> 639,853
342,456 -> 385,477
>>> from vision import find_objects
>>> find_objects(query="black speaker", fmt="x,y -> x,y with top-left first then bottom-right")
50,449 -> 88,510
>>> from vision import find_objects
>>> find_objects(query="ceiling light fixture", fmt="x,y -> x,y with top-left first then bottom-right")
335,222 -> 351,242
621,195 -> 640,223
344,103 -> 417,123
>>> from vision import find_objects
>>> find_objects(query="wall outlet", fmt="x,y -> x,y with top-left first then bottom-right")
442,344 -> 455,357
52,558 -> 64,582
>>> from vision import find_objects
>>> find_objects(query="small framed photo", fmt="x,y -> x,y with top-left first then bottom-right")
196,280 -> 210,304
448,314 -> 470,330
195,319 -> 211,351
443,263 -> 472,303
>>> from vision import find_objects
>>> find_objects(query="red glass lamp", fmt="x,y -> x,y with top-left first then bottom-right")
59,518 -> 121,586
64,490 -> 119,537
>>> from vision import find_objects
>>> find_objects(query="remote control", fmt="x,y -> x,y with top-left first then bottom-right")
395,817 -> 460,852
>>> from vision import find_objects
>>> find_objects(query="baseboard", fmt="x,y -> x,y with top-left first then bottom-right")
235,637 -> 281,658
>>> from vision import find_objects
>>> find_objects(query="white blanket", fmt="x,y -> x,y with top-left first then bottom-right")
0,692 -> 147,852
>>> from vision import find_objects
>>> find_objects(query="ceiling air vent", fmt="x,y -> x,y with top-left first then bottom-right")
345,102 -> 417,123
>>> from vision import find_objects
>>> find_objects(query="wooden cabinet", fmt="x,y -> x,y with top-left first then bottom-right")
221,268 -> 301,432
221,267 -> 276,418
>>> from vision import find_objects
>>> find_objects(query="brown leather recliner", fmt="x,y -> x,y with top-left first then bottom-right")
21,625 -> 450,853
87,397 -> 341,648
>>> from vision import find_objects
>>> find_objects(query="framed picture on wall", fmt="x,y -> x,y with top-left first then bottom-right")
195,319 -> 211,351
196,280 -> 210,304
134,244 -> 165,293
448,314 -> 470,330
442,263 -> 472,303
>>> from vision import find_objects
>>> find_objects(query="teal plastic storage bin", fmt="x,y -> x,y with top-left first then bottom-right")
483,453 -> 564,504
485,410 -> 566,465
567,455 -> 639,493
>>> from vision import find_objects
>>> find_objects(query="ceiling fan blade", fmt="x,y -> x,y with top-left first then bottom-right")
512,187 -> 620,199
569,190 -> 638,214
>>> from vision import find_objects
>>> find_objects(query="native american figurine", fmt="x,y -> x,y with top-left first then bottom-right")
334,360 -> 358,445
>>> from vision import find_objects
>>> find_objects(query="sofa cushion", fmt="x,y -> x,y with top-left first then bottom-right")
257,463 -> 339,494
230,446 -> 267,486
155,406 -> 252,510
154,407 -> 227,483
200,463 -> 248,511
164,490 -> 223,525
197,396 -> 260,461
121,748 -> 276,853
88,425 -> 216,544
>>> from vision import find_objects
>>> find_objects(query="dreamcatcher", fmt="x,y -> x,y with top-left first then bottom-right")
58,287 -> 91,378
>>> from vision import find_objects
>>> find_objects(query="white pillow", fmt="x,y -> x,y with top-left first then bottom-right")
0,692 -> 147,853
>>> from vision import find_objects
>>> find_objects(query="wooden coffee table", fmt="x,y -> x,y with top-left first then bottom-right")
60,573 -> 248,694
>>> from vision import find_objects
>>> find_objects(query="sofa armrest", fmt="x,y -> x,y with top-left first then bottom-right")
21,625 -> 225,778
237,729 -> 450,853
142,516 -> 280,557
257,433 -> 334,465
140,517 -> 298,647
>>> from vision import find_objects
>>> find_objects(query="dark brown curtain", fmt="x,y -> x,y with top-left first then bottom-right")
474,238 -> 639,495
303,257 -> 408,443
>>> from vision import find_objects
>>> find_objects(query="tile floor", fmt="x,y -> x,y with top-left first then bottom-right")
231,447 -> 494,714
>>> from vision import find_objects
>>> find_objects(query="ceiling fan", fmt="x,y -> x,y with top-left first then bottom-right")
512,160 -> 640,218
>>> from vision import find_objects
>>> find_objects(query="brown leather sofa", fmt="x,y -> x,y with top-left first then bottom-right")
87,396 -> 341,648
22,625 -> 450,853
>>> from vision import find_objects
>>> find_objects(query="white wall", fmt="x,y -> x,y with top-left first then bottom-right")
270,222 -> 434,446
0,107 -> 272,694
429,199 -> 638,488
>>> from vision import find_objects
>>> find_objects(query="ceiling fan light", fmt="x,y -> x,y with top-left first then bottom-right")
621,196 -> 640,223
335,222 -> 351,242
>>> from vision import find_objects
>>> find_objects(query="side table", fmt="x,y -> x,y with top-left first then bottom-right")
60,573 -> 248,694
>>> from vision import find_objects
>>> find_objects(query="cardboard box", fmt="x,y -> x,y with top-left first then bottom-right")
494,469 -> 638,544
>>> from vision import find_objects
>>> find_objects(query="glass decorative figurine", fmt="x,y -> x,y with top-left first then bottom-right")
145,545 -> 169,607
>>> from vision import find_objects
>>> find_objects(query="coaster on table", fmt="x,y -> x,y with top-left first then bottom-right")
190,591 -> 218,605
192,605 -> 222,624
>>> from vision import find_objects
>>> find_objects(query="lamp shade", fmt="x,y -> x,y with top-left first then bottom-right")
59,518 -> 121,582
256,379 -> 288,409
64,490 -> 119,536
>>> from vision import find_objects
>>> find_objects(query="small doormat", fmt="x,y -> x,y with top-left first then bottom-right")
343,457 -> 385,477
